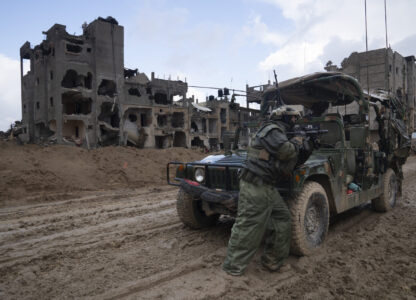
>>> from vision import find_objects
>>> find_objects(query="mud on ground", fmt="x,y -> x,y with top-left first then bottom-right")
0,141 -> 205,206
0,142 -> 415,299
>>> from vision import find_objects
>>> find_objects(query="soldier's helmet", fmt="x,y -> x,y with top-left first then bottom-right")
270,106 -> 302,121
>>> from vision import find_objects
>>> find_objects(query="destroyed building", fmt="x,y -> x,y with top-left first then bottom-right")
325,48 -> 416,132
189,92 -> 260,149
19,17 -> 260,149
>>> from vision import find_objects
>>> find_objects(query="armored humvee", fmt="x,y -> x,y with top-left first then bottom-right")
167,72 -> 410,256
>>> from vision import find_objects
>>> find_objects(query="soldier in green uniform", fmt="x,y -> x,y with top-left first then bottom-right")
223,106 -> 307,276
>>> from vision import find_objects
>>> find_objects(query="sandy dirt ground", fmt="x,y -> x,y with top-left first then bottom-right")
0,141 -> 205,206
0,142 -> 415,299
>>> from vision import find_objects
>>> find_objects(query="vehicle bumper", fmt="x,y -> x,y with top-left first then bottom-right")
178,178 -> 238,209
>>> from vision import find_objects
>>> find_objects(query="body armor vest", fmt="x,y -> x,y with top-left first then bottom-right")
245,122 -> 287,183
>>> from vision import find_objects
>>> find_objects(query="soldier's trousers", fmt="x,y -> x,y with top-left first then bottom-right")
223,178 -> 291,275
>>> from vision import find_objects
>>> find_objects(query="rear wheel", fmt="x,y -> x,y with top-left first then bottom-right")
176,188 -> 219,229
289,181 -> 330,256
372,168 -> 397,212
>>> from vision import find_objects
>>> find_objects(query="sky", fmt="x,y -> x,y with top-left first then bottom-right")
0,0 -> 415,131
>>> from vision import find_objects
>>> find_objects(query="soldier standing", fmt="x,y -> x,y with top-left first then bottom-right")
223,106 -> 308,276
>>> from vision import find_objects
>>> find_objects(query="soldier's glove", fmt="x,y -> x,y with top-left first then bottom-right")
290,136 -> 304,148
302,138 -> 314,153
297,137 -> 314,166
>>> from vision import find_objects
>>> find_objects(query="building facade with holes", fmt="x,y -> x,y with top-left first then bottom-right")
19,17 -> 260,149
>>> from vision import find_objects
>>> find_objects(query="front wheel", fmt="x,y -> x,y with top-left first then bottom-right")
176,188 -> 219,229
289,181 -> 330,256
372,168 -> 397,212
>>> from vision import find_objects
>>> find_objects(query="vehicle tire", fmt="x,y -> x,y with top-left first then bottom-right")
372,168 -> 397,212
176,188 -> 219,229
289,181 -> 330,256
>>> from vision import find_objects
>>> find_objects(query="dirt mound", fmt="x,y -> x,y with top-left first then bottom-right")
0,141 -> 205,203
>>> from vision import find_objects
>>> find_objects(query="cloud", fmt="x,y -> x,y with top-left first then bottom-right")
392,34 -> 416,57
250,0 -> 416,79
242,15 -> 285,47
319,36 -> 364,67
187,87 -> 208,103
128,5 -> 233,89
0,53 -> 21,131
259,41 -> 324,79
132,7 -> 190,46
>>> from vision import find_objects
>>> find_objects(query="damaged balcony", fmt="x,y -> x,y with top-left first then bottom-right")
62,91 -> 92,116
98,102 -> 120,146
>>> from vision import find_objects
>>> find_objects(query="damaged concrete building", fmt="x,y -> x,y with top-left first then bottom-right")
189,93 -> 260,149
19,17 -> 260,149
325,48 -> 416,132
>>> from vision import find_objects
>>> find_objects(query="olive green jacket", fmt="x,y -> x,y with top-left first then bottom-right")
246,121 -> 298,183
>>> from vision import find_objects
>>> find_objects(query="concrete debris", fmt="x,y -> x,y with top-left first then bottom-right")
0,121 -> 23,142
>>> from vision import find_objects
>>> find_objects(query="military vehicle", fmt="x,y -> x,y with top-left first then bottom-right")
167,72 -> 410,256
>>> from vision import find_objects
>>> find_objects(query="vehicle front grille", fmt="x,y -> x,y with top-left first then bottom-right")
206,166 -> 240,191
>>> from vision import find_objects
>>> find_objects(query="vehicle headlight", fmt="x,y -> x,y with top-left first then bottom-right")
194,168 -> 205,183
